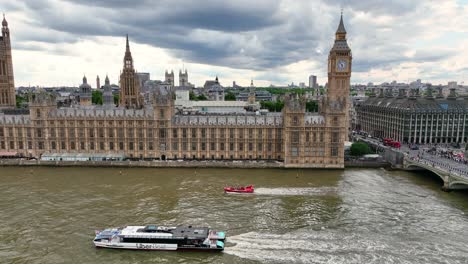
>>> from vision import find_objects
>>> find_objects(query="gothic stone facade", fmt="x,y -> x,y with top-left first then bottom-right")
0,14 -> 352,168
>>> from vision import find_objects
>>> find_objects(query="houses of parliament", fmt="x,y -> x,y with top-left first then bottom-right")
0,14 -> 352,168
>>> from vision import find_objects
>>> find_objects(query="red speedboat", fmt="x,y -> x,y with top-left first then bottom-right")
224,185 -> 254,193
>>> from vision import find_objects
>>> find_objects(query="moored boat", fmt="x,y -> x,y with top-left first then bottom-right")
93,225 -> 225,251
224,185 -> 254,193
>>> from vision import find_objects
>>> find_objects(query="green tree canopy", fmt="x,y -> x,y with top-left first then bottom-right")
350,142 -> 371,156
225,92 -> 236,101
92,90 -> 103,105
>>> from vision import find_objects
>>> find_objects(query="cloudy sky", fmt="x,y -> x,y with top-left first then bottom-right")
2,0 -> 468,88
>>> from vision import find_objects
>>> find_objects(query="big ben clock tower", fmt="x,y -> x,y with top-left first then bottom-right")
327,12 -> 352,104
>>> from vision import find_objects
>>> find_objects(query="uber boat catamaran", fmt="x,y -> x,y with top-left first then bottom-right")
93,225 -> 225,251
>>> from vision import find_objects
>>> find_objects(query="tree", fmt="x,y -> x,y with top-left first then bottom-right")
225,92 -> 236,101
260,100 -> 284,112
189,91 -> 196,100
16,95 -> 27,108
350,142 -> 371,156
113,94 -> 119,106
306,101 -> 318,112
92,90 -> 103,105
196,94 -> 208,101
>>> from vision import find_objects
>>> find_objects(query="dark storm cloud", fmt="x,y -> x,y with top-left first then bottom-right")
3,0 -> 457,73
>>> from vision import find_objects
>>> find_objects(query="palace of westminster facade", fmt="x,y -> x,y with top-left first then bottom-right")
0,14 -> 352,168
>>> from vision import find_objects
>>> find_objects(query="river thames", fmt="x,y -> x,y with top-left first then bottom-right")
0,167 -> 467,263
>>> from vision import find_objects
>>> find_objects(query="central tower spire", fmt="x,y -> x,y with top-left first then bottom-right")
119,35 -> 142,108
124,34 -> 133,69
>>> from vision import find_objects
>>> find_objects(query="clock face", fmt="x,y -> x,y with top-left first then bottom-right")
337,59 -> 347,71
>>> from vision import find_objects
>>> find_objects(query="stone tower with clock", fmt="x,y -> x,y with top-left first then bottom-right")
327,12 -> 352,105
323,12 -> 352,142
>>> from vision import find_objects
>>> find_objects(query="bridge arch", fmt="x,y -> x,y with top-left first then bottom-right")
405,163 -> 447,183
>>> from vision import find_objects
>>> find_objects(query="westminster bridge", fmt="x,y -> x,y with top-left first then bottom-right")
355,135 -> 468,190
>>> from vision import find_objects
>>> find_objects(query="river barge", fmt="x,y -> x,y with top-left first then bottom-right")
93,225 -> 225,251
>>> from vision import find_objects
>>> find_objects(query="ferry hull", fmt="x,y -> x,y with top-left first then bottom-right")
94,242 -> 224,252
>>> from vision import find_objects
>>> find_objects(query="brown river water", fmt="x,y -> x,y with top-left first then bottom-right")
0,167 -> 467,263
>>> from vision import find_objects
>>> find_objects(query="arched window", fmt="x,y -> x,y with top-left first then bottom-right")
292,116 -> 299,125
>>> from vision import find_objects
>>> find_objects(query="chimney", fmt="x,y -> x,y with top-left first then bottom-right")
436,86 -> 444,98
397,88 -> 406,99
447,88 -> 457,100
425,84 -> 434,99
378,88 -> 384,98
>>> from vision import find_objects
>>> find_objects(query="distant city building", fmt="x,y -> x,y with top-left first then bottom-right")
165,70 -> 174,87
356,86 -> 468,143
137,72 -> 150,91
204,76 -> 224,101
103,75 -> 114,107
179,70 -> 188,87
299,82 -> 306,88
96,75 -> 101,89
309,75 -> 317,89
237,90 -> 272,102
0,15 -> 15,109
79,76 -> 92,106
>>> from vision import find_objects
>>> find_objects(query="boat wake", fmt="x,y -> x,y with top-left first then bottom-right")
224,231 -> 395,264
254,187 -> 337,196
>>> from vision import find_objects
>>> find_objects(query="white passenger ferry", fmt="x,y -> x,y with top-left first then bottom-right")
93,225 -> 225,251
